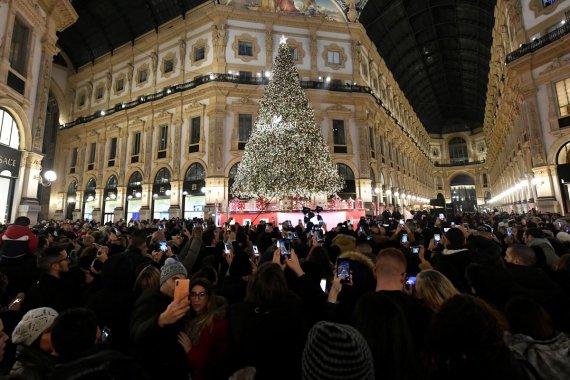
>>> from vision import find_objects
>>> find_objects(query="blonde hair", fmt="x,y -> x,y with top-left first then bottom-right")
415,270 -> 459,312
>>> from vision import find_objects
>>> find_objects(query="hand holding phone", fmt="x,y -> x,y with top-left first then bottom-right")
174,279 -> 190,301
253,245 -> 259,256
337,259 -> 352,284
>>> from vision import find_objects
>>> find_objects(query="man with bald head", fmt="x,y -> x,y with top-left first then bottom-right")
354,248 -> 433,373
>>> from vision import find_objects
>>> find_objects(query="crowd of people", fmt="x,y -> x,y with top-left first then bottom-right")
0,207 -> 568,379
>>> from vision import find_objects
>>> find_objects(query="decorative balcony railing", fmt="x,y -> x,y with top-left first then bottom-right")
433,160 -> 486,167
59,72 -> 430,159
506,20 -> 570,63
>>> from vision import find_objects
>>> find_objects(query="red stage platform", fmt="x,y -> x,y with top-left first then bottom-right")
220,209 -> 367,228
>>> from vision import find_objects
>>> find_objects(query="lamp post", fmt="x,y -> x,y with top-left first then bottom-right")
36,170 -> 57,187
374,187 -> 381,216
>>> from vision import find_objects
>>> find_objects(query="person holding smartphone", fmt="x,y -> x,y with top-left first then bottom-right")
131,258 -> 190,380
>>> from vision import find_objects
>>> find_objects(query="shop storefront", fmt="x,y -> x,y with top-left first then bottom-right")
125,171 -> 143,221
0,109 -> 22,224
82,178 -> 96,221
183,163 -> 206,220
152,168 -> 171,221
103,175 -> 118,223
65,181 -> 77,220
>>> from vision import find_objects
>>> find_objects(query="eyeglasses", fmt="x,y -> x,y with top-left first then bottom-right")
57,255 -> 70,263
190,291 -> 208,299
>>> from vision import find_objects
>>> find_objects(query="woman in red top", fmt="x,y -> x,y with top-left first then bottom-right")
178,278 -> 229,380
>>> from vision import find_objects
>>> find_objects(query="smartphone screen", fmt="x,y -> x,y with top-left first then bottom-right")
174,279 -> 190,301
224,243 -> 231,254
287,232 -> 293,240
101,327 -> 110,343
412,246 -> 419,254
401,233 -> 408,244
405,276 -> 417,286
439,213 -> 444,220
320,279 -> 327,292
444,228 -> 450,233
253,245 -> 259,256
293,231 -> 299,239
279,240 -> 290,257
359,226 -> 364,233
337,259 -> 351,283
316,229 -> 324,242
399,219 -> 404,226
159,241 -> 167,252
451,222 -> 455,227
434,234 -> 441,243
507,227 -> 513,237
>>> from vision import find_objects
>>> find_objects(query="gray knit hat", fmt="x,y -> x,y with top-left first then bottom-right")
12,307 -> 58,346
160,257 -> 187,286
302,321 -> 374,380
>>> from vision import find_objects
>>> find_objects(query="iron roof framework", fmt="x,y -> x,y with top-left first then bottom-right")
359,0 -> 496,134
57,0 -> 207,70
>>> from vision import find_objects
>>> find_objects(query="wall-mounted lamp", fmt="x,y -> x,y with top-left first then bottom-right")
35,170 -> 57,187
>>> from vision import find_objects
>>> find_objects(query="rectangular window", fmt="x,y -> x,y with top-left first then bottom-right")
70,147 -> 78,174
96,87 -> 104,100
238,71 -> 252,81
328,51 -> 340,65
556,78 -> 570,117
108,138 -> 117,167
164,59 -> 174,73
194,46 -> 205,61
116,78 -> 124,92
158,125 -> 168,159
238,41 -> 253,56
369,127 -> 375,159
289,47 -> 298,61
88,143 -> 96,170
9,17 -> 30,76
238,114 -> 253,150
189,117 -> 200,153
333,119 -> 347,153
139,70 -> 147,83
131,132 -> 141,163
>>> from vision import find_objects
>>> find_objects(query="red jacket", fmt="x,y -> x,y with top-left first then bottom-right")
186,317 -> 229,380
0,225 -> 39,258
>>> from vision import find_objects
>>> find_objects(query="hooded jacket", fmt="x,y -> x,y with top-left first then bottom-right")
0,225 -> 39,259
527,238 -> 559,268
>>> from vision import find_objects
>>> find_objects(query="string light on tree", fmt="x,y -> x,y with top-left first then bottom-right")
231,35 -> 343,199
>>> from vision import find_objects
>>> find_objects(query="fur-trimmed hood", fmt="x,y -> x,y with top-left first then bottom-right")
332,234 -> 357,253
338,251 -> 375,272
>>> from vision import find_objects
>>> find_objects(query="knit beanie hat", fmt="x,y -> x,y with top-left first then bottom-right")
160,257 -> 188,286
12,307 -> 58,346
302,321 -> 374,380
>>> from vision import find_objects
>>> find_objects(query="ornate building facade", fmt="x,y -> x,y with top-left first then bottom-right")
0,0 -> 77,224
49,1 -> 433,223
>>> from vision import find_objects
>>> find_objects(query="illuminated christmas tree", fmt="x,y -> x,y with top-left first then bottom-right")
231,36 -> 344,200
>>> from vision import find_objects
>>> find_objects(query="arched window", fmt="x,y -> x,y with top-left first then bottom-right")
482,173 -> 489,187
337,163 -> 356,199
128,171 -> 143,187
449,137 -> 468,163
184,163 -> 205,195
85,178 -> 96,192
185,163 -> 205,181
154,168 -> 171,184
106,175 -> 118,189
0,108 -> 20,149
